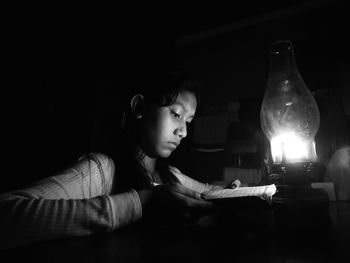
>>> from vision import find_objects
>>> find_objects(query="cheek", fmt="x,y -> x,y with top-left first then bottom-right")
152,114 -> 173,140
143,111 -> 168,144
149,115 -> 175,151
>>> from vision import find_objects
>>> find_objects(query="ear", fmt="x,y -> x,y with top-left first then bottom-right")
130,94 -> 145,119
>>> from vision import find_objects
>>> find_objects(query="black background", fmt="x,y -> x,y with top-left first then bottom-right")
2,1 -> 349,192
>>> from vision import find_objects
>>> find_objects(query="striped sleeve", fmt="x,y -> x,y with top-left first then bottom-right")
169,166 -> 222,193
0,153 -> 142,249
14,153 -> 116,199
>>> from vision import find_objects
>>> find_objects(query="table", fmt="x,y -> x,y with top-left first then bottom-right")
1,198 -> 349,263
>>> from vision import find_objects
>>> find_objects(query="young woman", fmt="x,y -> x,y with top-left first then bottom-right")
0,71 -> 224,249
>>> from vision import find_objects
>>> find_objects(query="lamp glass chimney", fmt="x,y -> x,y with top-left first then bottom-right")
260,40 -> 320,164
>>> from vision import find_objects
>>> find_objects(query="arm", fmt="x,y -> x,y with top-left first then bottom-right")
169,166 -> 223,193
137,183 -> 213,226
0,153 -> 142,249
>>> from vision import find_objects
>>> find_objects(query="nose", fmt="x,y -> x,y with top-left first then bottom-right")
175,122 -> 187,139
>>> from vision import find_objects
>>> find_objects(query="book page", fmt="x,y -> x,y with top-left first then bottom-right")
204,184 -> 277,205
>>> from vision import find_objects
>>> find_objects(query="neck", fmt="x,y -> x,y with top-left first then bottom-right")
142,155 -> 157,175
135,146 -> 157,175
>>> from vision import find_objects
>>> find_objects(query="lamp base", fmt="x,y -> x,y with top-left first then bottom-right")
266,162 -> 325,186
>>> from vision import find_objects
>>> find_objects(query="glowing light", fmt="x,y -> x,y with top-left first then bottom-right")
270,132 -> 317,163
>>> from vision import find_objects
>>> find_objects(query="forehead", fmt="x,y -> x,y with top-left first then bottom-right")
172,91 -> 197,115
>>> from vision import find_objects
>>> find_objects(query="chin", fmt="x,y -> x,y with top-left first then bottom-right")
158,149 -> 173,158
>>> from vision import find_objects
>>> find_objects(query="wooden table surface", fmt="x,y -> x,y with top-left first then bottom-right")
1,200 -> 349,263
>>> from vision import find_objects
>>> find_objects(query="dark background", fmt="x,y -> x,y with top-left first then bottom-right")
3,0 -> 349,192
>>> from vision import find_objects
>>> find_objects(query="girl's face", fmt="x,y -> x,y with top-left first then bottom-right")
140,90 -> 197,158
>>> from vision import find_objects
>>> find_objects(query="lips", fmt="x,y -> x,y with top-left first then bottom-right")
168,142 -> 179,148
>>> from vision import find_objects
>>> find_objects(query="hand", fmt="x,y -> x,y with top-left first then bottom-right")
137,183 -> 213,226
224,179 -> 241,189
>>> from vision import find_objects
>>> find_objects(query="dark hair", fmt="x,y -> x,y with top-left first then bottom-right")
114,71 -> 200,193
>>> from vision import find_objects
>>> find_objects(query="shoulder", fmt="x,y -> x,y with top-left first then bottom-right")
79,153 -> 116,173
169,166 -> 189,182
79,152 -> 113,162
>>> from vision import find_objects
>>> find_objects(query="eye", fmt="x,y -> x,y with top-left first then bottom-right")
170,111 -> 181,119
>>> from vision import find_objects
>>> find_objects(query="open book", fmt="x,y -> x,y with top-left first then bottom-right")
204,184 -> 277,206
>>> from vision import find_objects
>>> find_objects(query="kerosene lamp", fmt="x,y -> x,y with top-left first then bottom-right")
260,40 -> 331,250
260,40 -> 323,186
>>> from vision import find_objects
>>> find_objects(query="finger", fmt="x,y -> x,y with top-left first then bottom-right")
172,191 -> 213,210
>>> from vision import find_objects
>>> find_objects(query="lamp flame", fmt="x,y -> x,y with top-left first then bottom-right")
270,132 -> 317,163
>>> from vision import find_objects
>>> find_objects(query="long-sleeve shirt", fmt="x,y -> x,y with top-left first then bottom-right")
0,153 -> 217,249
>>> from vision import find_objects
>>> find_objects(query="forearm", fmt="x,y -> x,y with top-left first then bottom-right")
169,166 -> 222,193
0,190 -> 142,249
